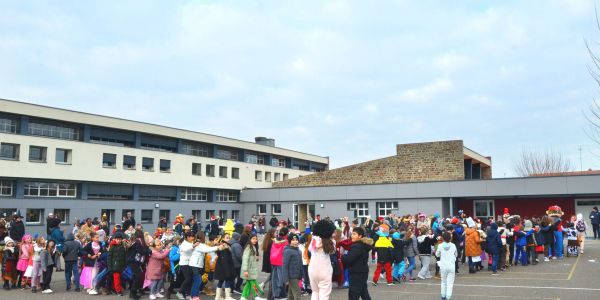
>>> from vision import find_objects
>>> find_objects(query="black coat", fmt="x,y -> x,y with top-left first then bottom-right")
126,239 -> 150,265
341,238 -> 374,274
82,242 -> 105,267
214,246 -> 235,280
486,224 -> 503,255
391,239 -> 406,263
9,220 -> 24,242
262,242 -> 272,273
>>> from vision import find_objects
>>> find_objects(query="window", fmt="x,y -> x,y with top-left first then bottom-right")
255,171 -> 262,181
219,166 -> 227,178
24,182 -> 77,198
0,180 -> 14,196
28,121 -> 79,140
140,134 -> 177,153
103,153 -> 117,168
0,209 -> 17,219
88,183 -> 133,200
348,203 -> 369,220
101,209 -> 116,224
231,167 -> 240,179
123,155 -> 136,170
192,210 -> 202,221
89,127 -> 135,148
216,191 -> 238,202
265,172 -> 272,182
53,209 -> 70,224
0,117 -> 17,133
376,202 -> 398,217
283,174 -> 289,180
216,147 -> 239,161
181,188 -> 208,201
26,209 -> 43,224
192,163 -> 202,175
272,157 -> 286,168
182,142 -> 211,157
122,209 -> 135,221
206,165 -> 215,177
473,200 -> 495,220
142,157 -> 154,171
232,210 -> 240,221
141,210 -> 153,223
219,210 -> 228,221
55,148 -> 72,164
205,210 -> 215,222
29,146 -> 47,162
272,204 -> 282,215
0,143 -> 19,160
245,153 -> 265,164
257,204 -> 267,215
139,186 -> 176,201
160,159 -> 171,172
274,173 -> 281,181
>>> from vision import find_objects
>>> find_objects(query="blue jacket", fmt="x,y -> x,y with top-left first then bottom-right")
49,227 -> 65,253
169,245 -> 180,275
590,211 -> 600,225
486,223 -> 503,255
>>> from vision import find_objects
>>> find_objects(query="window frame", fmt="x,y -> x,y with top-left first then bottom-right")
102,153 -> 117,168
192,163 -> 202,176
123,155 -> 136,170
257,204 -> 267,215
28,145 -> 47,163
271,204 -> 282,215
26,208 -> 44,225
216,191 -> 238,202
24,182 -> 77,198
159,210 -> 171,223
55,148 -> 72,165
0,180 -> 14,196
0,143 -> 20,160
181,188 -> 208,201
142,157 -> 154,172
255,170 -> 262,181
53,209 -> 70,225
141,209 -> 154,224
159,159 -> 171,173
231,167 -> 240,179
206,165 -> 215,177
205,210 -> 215,222
219,166 -> 228,178
376,201 -> 398,217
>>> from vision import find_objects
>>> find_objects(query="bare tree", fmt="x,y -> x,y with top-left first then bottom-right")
513,148 -> 574,177
585,7 -> 600,147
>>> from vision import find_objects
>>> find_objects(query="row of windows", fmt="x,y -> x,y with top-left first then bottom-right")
255,170 -> 289,182
0,208 -> 69,225
347,201 -> 399,217
0,143 -> 72,164
257,203 -> 282,215
102,153 -> 171,172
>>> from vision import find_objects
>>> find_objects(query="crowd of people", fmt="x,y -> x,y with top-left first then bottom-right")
0,204 -> 595,300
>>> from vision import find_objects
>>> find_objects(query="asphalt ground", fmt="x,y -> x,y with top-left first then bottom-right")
1,239 -> 599,300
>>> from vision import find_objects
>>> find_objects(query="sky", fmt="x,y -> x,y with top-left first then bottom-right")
1,0 -> 600,177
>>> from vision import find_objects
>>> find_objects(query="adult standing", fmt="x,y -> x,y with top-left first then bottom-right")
589,207 -> 600,239
9,211 -> 25,242
122,211 -> 136,231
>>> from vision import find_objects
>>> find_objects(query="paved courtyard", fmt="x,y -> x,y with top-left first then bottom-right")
2,240 -> 599,300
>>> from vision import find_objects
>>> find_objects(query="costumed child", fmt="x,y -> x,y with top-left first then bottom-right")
565,220 -> 579,257
81,231 -> 104,295
547,205 -> 565,259
391,231 -> 406,282
2,237 -> 18,289
240,234 -> 266,300
31,236 -> 45,293
270,227 -> 289,300
308,219 -> 336,300
108,232 -> 127,296
17,234 -> 33,289
417,227 -> 434,279
215,233 -> 236,300
372,223 -> 394,285
174,214 -> 185,236
40,239 -> 56,294
436,231 -> 457,300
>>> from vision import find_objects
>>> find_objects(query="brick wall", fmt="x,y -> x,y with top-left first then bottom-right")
274,140 -> 467,187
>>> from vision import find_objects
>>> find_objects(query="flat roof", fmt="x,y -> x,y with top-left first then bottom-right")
0,98 -> 329,164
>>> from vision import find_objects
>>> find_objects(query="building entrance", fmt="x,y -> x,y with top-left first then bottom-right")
293,203 -> 316,231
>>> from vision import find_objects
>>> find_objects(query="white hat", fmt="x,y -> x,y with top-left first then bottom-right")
4,236 -> 15,245
466,217 -> 476,228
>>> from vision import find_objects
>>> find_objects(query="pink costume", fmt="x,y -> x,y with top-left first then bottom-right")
308,236 -> 334,300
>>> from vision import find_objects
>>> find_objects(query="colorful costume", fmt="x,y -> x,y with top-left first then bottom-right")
547,205 -> 564,258
308,220 -> 336,300
372,224 -> 393,284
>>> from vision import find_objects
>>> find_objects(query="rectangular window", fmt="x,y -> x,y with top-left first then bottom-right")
205,210 -> 215,222
274,173 -> 281,181
376,202 -> 398,217
216,191 -> 238,202
231,167 -> 240,179
89,127 -> 135,148
0,180 -> 14,196
122,209 -> 135,220
192,210 -> 202,221
255,171 -> 262,181
0,143 -> 19,160
245,153 -> 264,164
53,209 -> 70,224
292,159 -> 310,171
141,209 -> 153,223
232,210 -> 240,221
26,208 -> 43,224
24,182 -> 77,198
140,134 -> 177,153
0,208 -> 17,218
182,142 -> 211,157
192,163 -> 202,176
206,165 -> 215,177
28,121 -> 79,140
29,146 -> 47,162
159,159 -> 171,172
55,148 -> 72,164
473,200 -> 495,220
348,202 -> 369,220
181,188 -> 208,201
101,209 -> 115,224
257,204 -> 267,215
0,117 -> 17,133
219,166 -> 227,178
102,153 -> 117,168
142,157 -> 154,171
139,186 -> 176,201
123,155 -> 136,170
272,204 -> 282,215
272,157 -> 286,168
88,183 -> 133,200
265,172 -> 272,182
216,147 -> 239,161
219,210 -> 228,220
283,174 -> 289,180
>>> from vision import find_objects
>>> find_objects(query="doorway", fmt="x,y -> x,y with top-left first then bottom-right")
293,203 -> 316,231
576,199 -> 600,237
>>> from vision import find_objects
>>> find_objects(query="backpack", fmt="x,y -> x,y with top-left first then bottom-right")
576,221 -> 586,232
330,251 -> 340,277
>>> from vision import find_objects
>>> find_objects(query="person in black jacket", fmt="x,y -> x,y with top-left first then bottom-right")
126,230 -> 150,300
214,233 -> 235,300
341,227 -> 373,300
62,233 -> 82,291
9,212 -> 24,242
486,222 -> 503,274
269,216 -> 279,228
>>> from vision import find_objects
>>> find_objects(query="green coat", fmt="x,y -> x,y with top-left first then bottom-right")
240,246 -> 259,280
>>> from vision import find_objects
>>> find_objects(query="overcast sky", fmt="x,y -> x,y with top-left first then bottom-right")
1,0 -> 599,177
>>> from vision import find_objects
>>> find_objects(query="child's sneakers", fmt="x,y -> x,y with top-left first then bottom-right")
544,257 -> 550,262
387,282 -> 395,286
372,282 -> 378,287
88,289 -> 98,295
149,294 -> 157,300
41,289 -> 53,294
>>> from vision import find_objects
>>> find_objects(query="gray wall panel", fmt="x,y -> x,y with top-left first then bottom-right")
347,184 -> 396,200
566,176 -> 600,194
524,177 -> 567,195
396,183 -> 418,198
449,181 -> 486,197
313,186 -> 347,201
415,181 -> 451,198
486,179 -> 526,195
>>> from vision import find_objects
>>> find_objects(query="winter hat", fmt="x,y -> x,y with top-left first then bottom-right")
503,208 -> 509,215
451,217 -> 459,225
524,220 -> 533,231
287,233 -> 299,243
3,236 -> 14,245
312,220 -> 335,239
232,232 -> 241,241
392,232 -> 401,240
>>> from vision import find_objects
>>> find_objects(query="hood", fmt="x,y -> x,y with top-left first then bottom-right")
487,223 -> 498,237
65,233 -> 75,241
232,232 -> 241,242
441,242 -> 452,251
360,237 -> 374,246
465,227 -> 478,236
577,213 -> 583,222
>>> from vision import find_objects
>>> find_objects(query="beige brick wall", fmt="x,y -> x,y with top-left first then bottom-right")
273,140 -> 467,187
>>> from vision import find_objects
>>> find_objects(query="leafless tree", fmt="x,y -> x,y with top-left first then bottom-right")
513,148 -> 574,177
585,7 -> 600,148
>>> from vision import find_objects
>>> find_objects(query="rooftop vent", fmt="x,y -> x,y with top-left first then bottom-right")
255,137 -> 275,147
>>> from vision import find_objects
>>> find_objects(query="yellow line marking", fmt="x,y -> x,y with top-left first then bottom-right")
568,254 -> 580,280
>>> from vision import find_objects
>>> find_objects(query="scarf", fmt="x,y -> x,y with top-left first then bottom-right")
92,241 -> 100,254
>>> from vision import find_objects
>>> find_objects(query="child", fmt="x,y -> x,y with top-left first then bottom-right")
496,221 -> 508,270
282,233 -> 302,300
17,234 -> 33,289
240,234 -> 266,300
341,227 -> 373,300
146,239 -> 170,300
417,228 -> 434,279
62,233 -> 82,292
108,232 -> 126,296
215,233 -> 236,300
81,232 -> 104,295
514,221 -> 528,266
40,240 -> 56,293
403,229 -> 419,282
31,236 -> 45,293
390,232 -> 406,282
436,231 -> 457,300
270,227 -> 289,299
166,236 -> 181,299
372,224 -> 394,286
565,222 -> 579,257
2,237 -> 18,290
298,234 -> 312,295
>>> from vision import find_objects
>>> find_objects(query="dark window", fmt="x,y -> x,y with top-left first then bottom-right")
206,165 -> 215,177
102,153 -> 117,168
24,182 -> 77,198
140,134 -> 177,153
232,167 -> 240,179
101,209 -> 116,224
89,127 -> 135,147
88,183 -> 133,200
159,210 -> 170,223
219,166 -> 227,178
257,204 -> 266,215
123,155 -> 136,170
216,147 -> 239,161
0,180 -> 14,196
192,163 -> 202,175
292,159 -> 310,171
283,174 -> 289,180
205,210 -> 215,222
0,143 -> 19,160
55,148 -> 72,164
272,204 -> 282,215
26,208 -> 44,224
0,116 -> 17,133
139,185 -> 176,201
29,146 -> 47,162
141,210 -> 153,223
182,142 -> 211,157
28,121 -> 80,140
53,209 -> 70,224
160,159 -> 171,172
142,157 -> 154,171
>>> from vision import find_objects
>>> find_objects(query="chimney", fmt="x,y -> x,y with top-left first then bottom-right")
255,137 -> 275,147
